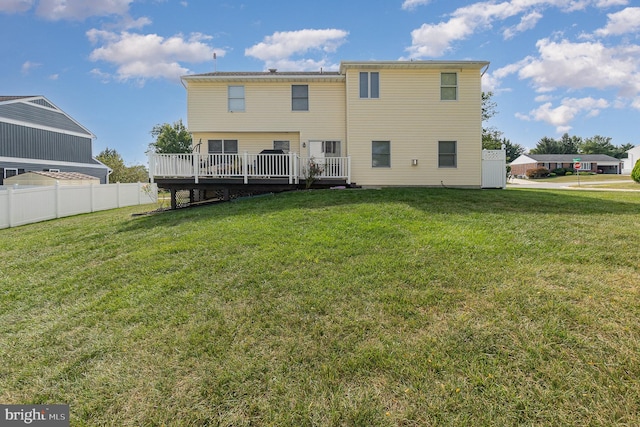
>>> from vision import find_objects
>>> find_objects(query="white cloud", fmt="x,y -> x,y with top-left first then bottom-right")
0,0 -> 33,13
518,38 -> 640,95
245,29 -> 348,71
405,0 -> 630,58
503,11 -> 543,39
36,0 -> 133,20
520,97 -> 610,132
21,60 -> 41,74
401,0 -> 431,11
595,7 -> 640,36
87,30 -> 220,83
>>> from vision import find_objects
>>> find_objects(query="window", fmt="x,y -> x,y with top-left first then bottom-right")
441,73 -> 457,100
273,140 -> 290,151
208,139 -> 238,154
323,141 -> 340,156
47,168 -> 60,172
4,168 -> 18,179
292,85 -> 309,111
360,72 -> 379,98
372,141 -> 390,167
228,86 -> 245,112
438,141 -> 457,167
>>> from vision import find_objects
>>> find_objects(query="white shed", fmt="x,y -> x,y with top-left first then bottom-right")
622,145 -> 640,175
3,171 -> 100,186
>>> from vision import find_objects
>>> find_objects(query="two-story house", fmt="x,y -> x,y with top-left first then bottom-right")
149,60 -> 492,206
0,96 -> 110,185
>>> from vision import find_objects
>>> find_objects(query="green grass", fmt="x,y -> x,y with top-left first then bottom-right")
1,188 -> 639,426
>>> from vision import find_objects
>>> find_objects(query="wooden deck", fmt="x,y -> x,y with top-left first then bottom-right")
148,153 -> 352,209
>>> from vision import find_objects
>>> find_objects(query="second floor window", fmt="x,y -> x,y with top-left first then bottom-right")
360,72 -> 379,98
228,86 -> 245,112
441,73 -> 457,101
292,85 -> 309,111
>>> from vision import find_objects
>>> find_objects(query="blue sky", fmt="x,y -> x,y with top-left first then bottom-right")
1,0 -> 639,164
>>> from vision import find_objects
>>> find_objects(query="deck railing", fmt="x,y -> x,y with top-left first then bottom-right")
148,152 -> 350,184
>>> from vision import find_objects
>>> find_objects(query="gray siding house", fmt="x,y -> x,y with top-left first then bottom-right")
0,96 -> 110,185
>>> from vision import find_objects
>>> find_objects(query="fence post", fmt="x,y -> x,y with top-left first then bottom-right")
90,183 -> 95,212
138,182 -> 142,205
55,181 -> 61,218
347,156 -> 351,185
7,186 -> 14,228
117,182 -> 121,208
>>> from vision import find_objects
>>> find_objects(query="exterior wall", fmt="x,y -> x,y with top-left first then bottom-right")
191,132 -> 301,154
186,79 -> 346,156
510,162 -> 538,177
0,122 -> 94,163
345,67 -> 483,187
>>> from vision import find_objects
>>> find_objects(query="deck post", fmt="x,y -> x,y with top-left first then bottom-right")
194,153 -> 199,184
243,151 -> 249,184
288,152 -> 294,184
148,153 -> 155,183
347,156 -> 351,184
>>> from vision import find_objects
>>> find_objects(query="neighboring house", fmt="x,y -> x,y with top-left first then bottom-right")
0,96 -> 110,185
173,60 -> 490,188
622,145 -> 640,174
510,154 -> 623,177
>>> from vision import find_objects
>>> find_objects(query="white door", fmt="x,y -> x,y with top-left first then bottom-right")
308,140 -> 325,160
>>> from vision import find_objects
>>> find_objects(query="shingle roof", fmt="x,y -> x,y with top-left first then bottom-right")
27,171 -> 100,180
0,96 -> 37,102
188,71 -> 341,77
527,154 -> 620,162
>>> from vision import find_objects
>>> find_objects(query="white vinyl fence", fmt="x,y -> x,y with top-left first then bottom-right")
0,182 -> 158,229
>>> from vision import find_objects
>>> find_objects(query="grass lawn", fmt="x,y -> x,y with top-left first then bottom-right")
535,174 -> 633,183
1,188 -> 639,426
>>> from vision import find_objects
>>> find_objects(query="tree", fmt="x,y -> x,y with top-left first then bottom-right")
632,159 -> 640,183
530,136 -> 563,154
481,92 -> 502,147
613,143 -> 636,159
96,147 -> 148,183
560,133 -> 581,154
148,119 -> 192,154
579,135 -> 616,155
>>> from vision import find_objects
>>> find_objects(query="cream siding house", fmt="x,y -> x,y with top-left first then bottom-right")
178,60 -> 489,188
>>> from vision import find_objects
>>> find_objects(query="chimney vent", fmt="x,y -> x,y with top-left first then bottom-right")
269,68 -> 277,73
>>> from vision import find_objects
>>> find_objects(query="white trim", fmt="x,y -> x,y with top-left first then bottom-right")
3,168 -> 18,179
0,156 -> 110,170
0,116 -> 94,139
0,96 -> 96,138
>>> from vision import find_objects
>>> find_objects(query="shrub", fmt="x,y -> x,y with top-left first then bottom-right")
548,173 -> 556,177
552,168 -> 567,176
632,159 -> 640,183
566,171 -> 573,176
525,167 -> 550,179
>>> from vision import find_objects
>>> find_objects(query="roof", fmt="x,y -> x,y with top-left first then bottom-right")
525,154 -> 621,162
182,60 -> 490,83
24,171 -> 100,180
0,96 -> 37,102
0,95 -> 95,139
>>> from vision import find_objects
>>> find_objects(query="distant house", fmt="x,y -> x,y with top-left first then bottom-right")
0,96 -> 110,185
151,60 -> 496,190
510,154 -> 623,177
622,145 -> 640,174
